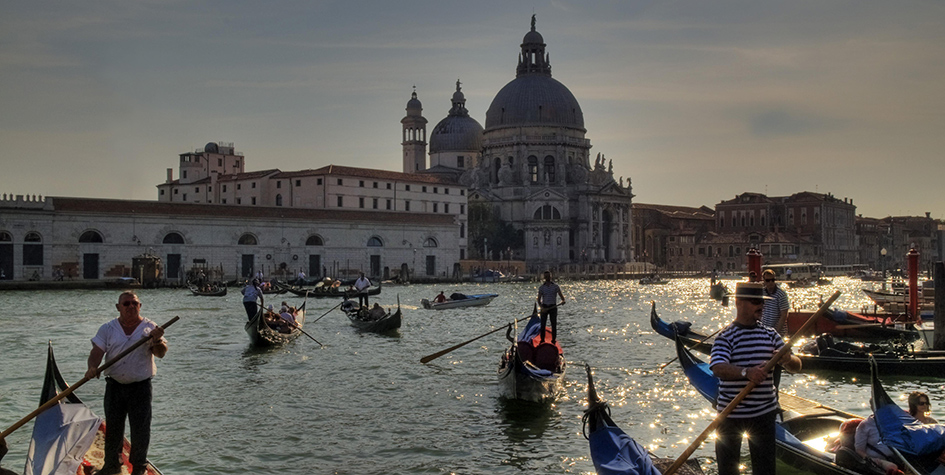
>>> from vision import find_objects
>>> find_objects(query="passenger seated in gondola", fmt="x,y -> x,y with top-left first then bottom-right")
856,410 -> 903,475
279,306 -> 298,329
368,303 -> 386,319
909,391 -> 938,424
433,291 -> 447,303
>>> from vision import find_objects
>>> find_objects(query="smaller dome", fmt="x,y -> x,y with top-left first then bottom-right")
204,142 -> 219,154
405,90 -> 422,117
523,29 -> 544,45
430,116 -> 483,153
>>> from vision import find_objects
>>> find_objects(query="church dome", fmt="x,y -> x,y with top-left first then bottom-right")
484,16 -> 585,131
430,80 -> 484,153
204,142 -> 219,154
405,90 -> 423,117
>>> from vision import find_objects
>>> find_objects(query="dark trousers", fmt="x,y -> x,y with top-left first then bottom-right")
358,292 -> 369,307
104,378 -> 153,471
715,409 -> 778,475
539,304 -> 558,342
244,301 -> 258,320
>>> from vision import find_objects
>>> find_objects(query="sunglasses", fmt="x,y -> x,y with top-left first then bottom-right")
919,401 -> 931,406
764,279 -> 775,282
747,298 -> 764,306
121,301 -> 141,307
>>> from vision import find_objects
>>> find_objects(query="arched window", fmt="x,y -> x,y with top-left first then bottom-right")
423,238 -> 438,248
23,232 -> 43,266
78,231 -> 104,243
367,237 -> 383,247
533,205 -> 561,220
543,156 -> 555,183
492,157 -> 501,183
238,233 -> 258,245
163,232 -> 184,244
276,194 -> 283,206
527,156 -> 539,183
0,231 -> 11,242
305,235 -> 324,246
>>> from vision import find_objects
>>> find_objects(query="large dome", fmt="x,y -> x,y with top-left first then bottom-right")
430,80 -> 484,153
484,17 -> 585,131
485,75 -> 584,130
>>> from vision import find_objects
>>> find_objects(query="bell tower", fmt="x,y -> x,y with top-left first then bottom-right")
401,87 -> 428,173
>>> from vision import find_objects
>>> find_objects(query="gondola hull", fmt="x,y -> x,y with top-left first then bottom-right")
286,283 -> 382,299
243,300 -> 307,347
345,299 -> 402,333
496,313 -> 565,403
188,285 -> 227,296
496,355 -> 565,403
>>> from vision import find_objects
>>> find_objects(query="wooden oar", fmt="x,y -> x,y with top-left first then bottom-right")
284,320 -> 323,347
309,300 -> 343,325
661,291 -> 841,475
834,323 -> 885,330
0,316 -> 180,442
660,326 -> 724,371
420,313 -> 535,364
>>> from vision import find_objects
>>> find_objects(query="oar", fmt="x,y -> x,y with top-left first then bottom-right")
659,327 -> 723,371
284,320 -> 323,347
421,313 -> 535,364
0,316 -> 180,442
834,323 -> 885,330
661,290 -> 841,475
309,300 -> 343,325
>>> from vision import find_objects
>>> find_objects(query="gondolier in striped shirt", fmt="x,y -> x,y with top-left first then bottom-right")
710,282 -> 801,475
536,270 -> 566,343
760,268 -> 790,335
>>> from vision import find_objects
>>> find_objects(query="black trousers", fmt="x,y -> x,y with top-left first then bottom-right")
715,409 -> 778,475
243,301 -> 258,320
104,378 -> 152,471
539,304 -> 558,342
358,292 -> 369,307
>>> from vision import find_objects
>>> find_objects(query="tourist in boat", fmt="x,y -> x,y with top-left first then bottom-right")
710,282 -> 801,475
84,291 -> 168,475
536,270 -> 566,343
241,279 -> 262,320
909,391 -> 938,424
433,291 -> 447,303
761,269 -> 790,336
354,272 -> 372,307
855,411 -> 902,474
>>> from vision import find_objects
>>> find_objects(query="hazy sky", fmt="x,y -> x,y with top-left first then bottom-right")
2,1 -> 943,219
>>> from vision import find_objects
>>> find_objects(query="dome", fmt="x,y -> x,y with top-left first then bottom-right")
484,16 -> 585,131
430,79 -> 483,153
485,75 -> 584,130
430,116 -> 483,152
405,90 -> 422,117
204,142 -> 219,154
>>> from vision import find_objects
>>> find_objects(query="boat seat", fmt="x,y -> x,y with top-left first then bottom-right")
533,343 -> 559,372
517,342 -> 534,363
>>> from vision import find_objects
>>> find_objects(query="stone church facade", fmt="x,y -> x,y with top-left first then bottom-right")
403,17 -> 635,268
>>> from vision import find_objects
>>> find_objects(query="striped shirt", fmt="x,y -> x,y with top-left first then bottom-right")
761,286 -> 790,335
710,322 -> 784,418
537,282 -> 561,306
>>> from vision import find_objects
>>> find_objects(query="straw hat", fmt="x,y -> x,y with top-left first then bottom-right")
732,282 -> 771,300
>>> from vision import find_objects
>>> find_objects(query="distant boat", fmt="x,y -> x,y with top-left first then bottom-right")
421,293 -> 498,310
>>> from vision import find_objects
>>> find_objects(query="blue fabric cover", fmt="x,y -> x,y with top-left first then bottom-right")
875,402 -> 945,456
588,425 -> 662,475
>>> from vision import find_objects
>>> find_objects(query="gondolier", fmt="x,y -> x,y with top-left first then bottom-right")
760,269 -> 790,335
536,270 -> 566,343
242,279 -> 262,320
354,272 -> 371,307
84,291 -> 167,475
710,282 -> 800,475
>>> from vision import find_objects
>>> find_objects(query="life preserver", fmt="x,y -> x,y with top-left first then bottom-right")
266,254 -> 272,260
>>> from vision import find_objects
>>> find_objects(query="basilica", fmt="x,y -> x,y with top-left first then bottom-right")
405,16 -> 635,267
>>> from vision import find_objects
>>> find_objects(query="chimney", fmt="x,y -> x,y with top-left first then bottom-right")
166,168 -> 173,183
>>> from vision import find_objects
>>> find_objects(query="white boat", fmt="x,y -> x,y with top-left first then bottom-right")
420,293 -> 498,310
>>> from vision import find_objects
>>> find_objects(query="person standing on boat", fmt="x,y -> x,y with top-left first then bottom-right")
537,270 -> 566,343
241,279 -> 262,321
710,282 -> 801,475
85,291 -> 168,475
760,269 -> 790,336
354,272 -> 372,307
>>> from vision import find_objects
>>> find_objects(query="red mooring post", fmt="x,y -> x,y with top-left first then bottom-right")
908,248 -> 920,320
747,248 -> 763,282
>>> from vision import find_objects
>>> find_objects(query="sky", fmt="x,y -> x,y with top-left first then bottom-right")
2,1 -> 944,219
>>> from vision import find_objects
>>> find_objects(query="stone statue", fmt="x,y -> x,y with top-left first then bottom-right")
531,14 -> 536,31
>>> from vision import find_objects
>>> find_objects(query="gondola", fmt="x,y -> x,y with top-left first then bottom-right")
583,364 -> 703,475
673,336 -> 892,475
786,309 -> 919,341
342,296 -> 401,333
285,281 -> 382,299
187,283 -> 227,296
496,306 -> 565,403
870,358 -> 945,475
709,281 -> 728,300
244,295 -> 307,347
420,293 -> 498,310
22,343 -> 163,475
650,302 -> 945,377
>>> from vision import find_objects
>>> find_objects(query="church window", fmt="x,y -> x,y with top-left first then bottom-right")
277,181 -> 282,189
163,232 -> 184,244
493,157 -> 501,183
528,156 -> 539,183
305,235 -> 324,246
218,158 -> 223,166
423,238 -> 437,248
544,156 -> 555,182
23,232 -> 43,266
238,234 -> 257,245
533,205 -> 562,220
276,194 -> 283,206
79,231 -> 104,243
367,237 -> 383,247
337,196 -> 343,207
183,171 -> 187,179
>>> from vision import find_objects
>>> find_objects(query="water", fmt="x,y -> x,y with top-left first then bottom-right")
0,278 -> 940,474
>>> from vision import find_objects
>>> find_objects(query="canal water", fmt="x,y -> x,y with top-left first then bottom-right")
0,277 -> 939,474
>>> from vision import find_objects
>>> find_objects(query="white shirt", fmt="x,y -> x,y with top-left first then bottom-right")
91,318 -> 165,384
354,276 -> 371,291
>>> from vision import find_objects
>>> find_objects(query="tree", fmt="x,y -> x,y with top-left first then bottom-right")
468,202 -> 523,260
